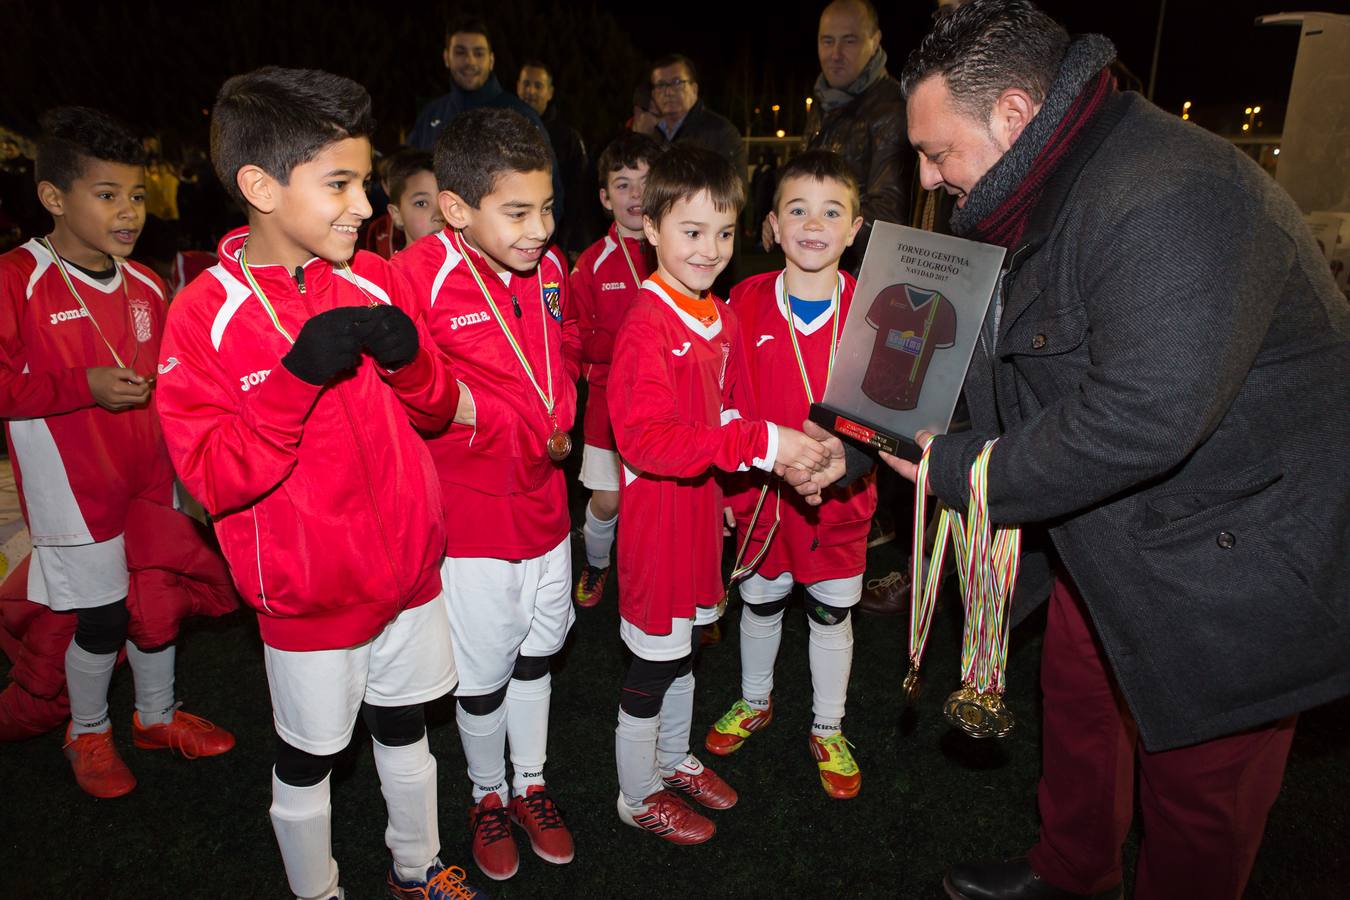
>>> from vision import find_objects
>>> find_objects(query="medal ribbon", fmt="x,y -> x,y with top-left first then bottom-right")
781,277 -> 840,406
906,438 -> 1021,695
39,237 -> 132,369
615,230 -> 642,293
238,244 -> 382,346
454,232 -> 554,418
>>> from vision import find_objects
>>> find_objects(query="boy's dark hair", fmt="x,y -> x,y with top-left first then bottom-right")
434,108 -> 551,208
446,16 -> 491,46
520,59 -> 551,78
642,145 -> 745,227
900,0 -> 1069,118
210,66 -> 375,209
772,149 -> 861,217
651,54 -> 698,85
384,149 -> 436,205
35,107 -> 146,190
596,132 -> 664,190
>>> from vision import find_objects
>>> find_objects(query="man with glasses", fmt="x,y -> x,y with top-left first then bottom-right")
649,55 -> 746,176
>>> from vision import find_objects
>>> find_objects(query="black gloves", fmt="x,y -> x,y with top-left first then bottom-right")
282,307 -> 370,386
834,440 -> 878,490
360,304 -> 419,371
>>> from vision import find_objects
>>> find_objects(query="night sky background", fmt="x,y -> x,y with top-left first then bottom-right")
4,0 -> 1349,156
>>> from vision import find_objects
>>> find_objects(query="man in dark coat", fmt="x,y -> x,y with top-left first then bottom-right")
517,60 -> 595,256
648,54 -> 746,175
409,17 -> 563,217
884,2 -> 1350,898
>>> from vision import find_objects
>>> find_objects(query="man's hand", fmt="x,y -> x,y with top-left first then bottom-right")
760,214 -> 777,252
359,304 -> 419,371
774,425 -> 829,473
453,381 -> 475,426
87,366 -> 151,410
778,420 -> 847,506
878,429 -> 935,490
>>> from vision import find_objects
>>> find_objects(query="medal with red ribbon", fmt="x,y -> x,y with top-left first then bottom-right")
454,232 -> 571,461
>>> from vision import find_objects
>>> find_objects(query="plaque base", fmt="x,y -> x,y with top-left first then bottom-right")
809,403 -> 923,463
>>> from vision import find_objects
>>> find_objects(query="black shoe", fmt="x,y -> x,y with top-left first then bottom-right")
943,858 -> 1123,900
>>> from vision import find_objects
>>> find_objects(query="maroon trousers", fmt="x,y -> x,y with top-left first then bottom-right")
1026,577 -> 1296,898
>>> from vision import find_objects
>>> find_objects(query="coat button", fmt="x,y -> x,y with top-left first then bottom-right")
1031,334 -> 1047,349
1217,531 -> 1236,549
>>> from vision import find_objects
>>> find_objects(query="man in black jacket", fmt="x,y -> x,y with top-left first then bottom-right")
648,54 -> 746,176
885,2 -> 1350,898
517,60 -> 594,256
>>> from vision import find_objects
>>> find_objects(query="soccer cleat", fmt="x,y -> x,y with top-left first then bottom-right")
509,784 -> 575,864
469,791 -> 519,881
808,732 -> 861,799
616,789 -> 715,845
699,621 -> 722,646
132,707 -> 236,758
661,755 -> 737,809
62,724 -> 136,799
704,698 -> 773,756
387,860 -> 486,899
574,564 -> 609,608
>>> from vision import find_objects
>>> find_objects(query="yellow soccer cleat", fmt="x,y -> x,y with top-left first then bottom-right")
808,732 -> 861,800
704,698 -> 773,756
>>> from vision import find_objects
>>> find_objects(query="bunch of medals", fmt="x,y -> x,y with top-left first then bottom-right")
904,438 -> 1021,739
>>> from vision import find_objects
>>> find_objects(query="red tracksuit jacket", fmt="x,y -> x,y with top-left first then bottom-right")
155,227 -> 458,651
0,239 -> 175,546
392,231 -> 580,560
608,279 -> 776,635
571,224 -> 653,450
727,270 -> 877,583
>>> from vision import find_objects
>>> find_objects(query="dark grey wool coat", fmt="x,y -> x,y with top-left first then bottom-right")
926,92 -> 1350,752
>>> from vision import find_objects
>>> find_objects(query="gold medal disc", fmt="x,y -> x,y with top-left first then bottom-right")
547,428 -> 573,462
902,666 -> 923,705
943,685 -> 995,739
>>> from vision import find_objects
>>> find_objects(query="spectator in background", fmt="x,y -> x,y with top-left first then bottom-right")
763,0 -> 912,266
649,54 -> 746,176
408,17 -> 564,217
518,60 -> 595,255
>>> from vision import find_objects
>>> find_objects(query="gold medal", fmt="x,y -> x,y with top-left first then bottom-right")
901,665 -> 923,706
943,684 -> 995,739
978,691 -> 1015,738
547,427 -> 572,462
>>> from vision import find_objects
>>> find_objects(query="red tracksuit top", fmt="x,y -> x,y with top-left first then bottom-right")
155,227 -> 458,651
0,239 -> 175,546
571,224 -> 653,449
608,278 -> 777,635
727,270 -> 877,583
392,230 -> 580,560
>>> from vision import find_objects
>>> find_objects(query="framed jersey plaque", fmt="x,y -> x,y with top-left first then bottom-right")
810,221 -> 1005,461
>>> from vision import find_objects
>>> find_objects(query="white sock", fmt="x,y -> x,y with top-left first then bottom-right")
126,642 -> 176,725
65,641 -> 116,735
506,674 -> 551,796
582,503 -> 618,568
808,616 -> 854,736
739,607 -> 783,709
270,770 -> 340,900
373,734 -> 439,883
455,700 -> 508,803
656,672 -> 695,775
615,708 -> 660,808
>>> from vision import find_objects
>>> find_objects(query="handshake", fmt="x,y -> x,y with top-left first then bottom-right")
772,420 -> 849,506
281,305 -> 420,386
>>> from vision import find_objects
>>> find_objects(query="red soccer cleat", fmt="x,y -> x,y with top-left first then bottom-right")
704,698 -> 774,756
574,565 -> 609,608
63,724 -> 137,799
616,789 -> 715,845
468,791 -> 519,881
661,756 -> 738,810
509,784 -> 575,864
132,709 -> 235,758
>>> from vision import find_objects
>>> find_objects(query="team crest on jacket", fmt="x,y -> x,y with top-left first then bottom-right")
130,297 -> 153,342
543,281 -> 562,322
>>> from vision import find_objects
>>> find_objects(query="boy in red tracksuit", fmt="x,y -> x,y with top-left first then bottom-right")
705,151 -> 875,800
155,68 -> 478,900
0,107 -> 234,801
569,131 -> 663,607
607,145 -> 836,845
392,108 -> 579,883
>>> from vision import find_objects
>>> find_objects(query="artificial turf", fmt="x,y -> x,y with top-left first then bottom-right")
2,384 -> 1347,898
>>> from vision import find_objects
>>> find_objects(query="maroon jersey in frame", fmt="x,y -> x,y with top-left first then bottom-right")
861,283 -> 957,410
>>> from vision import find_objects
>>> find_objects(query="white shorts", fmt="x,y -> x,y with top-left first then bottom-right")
739,572 -> 864,608
579,444 -> 622,492
621,602 -> 723,662
263,597 -> 457,755
28,535 -> 129,611
442,536 -> 575,695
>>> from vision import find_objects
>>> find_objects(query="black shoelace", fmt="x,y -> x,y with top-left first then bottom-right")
474,805 -> 514,844
519,790 -> 565,831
